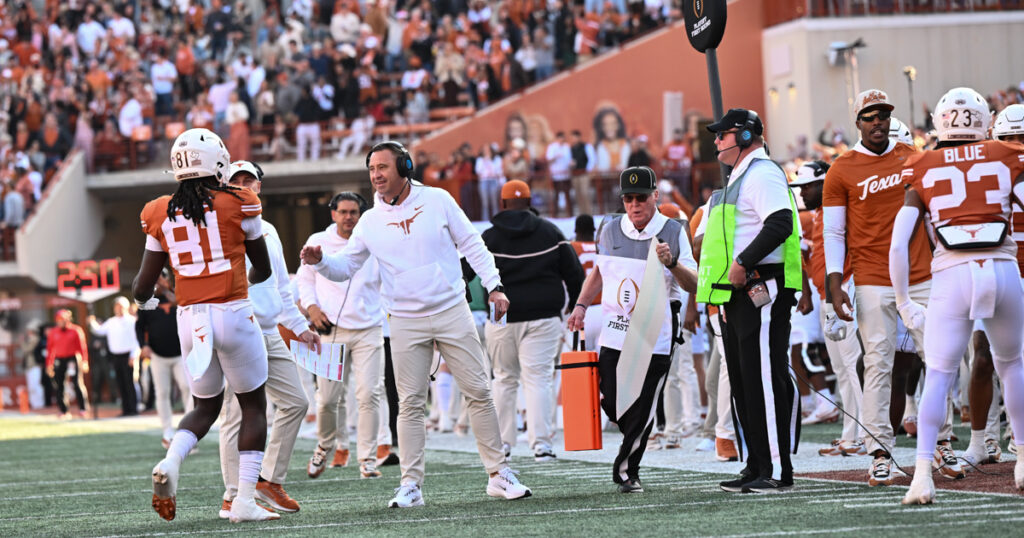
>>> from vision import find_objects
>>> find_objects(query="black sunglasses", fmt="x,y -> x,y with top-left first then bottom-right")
621,193 -> 651,204
715,129 -> 739,141
858,110 -> 891,123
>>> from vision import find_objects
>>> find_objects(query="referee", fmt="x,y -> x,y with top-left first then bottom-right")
696,109 -> 802,493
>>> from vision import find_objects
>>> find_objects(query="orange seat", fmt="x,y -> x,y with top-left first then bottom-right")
164,122 -> 186,139
132,125 -> 153,142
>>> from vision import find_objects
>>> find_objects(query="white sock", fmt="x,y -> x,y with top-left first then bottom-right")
801,394 -> 815,410
914,458 -> 932,480
968,429 -> 986,453
905,395 -> 919,416
166,430 -> 198,465
236,450 -> 264,502
815,389 -> 834,408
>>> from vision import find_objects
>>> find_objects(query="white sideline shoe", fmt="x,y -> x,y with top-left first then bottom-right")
389,482 -> 425,508
487,468 -> 532,500
229,496 -> 281,523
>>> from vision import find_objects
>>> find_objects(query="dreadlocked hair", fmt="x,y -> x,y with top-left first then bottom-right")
167,177 -> 245,228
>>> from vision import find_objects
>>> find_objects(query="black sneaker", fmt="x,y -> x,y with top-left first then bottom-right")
534,450 -> 557,463
719,471 -> 757,493
741,478 -> 793,493
380,452 -> 400,466
618,478 -> 643,493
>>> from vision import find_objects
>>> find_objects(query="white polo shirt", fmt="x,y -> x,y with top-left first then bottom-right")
724,148 -> 794,265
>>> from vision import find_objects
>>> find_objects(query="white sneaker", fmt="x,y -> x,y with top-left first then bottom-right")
229,496 -> 281,523
502,442 -> 511,463
360,459 -> 382,479
486,468 -> 532,500
388,482 -> 425,508
308,444 -> 329,478
151,458 -> 180,521
534,446 -> 557,463
901,467 -> 935,505
1016,456 -> 1024,491
695,438 -> 715,452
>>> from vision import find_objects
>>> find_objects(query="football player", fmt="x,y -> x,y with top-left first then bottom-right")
891,89 -> 1024,504
963,104 -> 1024,467
133,128 -> 277,522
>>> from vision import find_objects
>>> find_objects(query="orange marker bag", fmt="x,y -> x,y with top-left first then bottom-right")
558,331 -> 602,451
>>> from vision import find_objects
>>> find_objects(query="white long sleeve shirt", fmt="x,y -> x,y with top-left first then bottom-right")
297,224 -> 384,330
246,219 -> 311,336
90,314 -> 140,355
313,184 -> 502,318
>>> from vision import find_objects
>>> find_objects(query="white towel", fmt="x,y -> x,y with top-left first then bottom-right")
185,304 -> 213,381
969,259 -> 997,320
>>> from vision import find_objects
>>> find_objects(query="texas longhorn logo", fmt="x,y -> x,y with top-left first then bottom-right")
387,205 -> 425,235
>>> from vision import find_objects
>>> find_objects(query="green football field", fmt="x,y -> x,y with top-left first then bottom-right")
1,414 -> 1022,537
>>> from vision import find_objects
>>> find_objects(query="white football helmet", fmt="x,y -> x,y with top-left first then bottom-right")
888,116 -> 913,145
931,87 -> 991,142
169,128 -> 231,183
992,104 -> 1024,140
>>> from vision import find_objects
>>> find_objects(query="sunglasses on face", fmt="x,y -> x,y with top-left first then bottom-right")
715,130 -> 739,141
858,110 -> 891,123
621,193 -> 650,204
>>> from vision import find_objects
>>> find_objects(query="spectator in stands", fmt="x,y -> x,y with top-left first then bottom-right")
225,90 -> 251,161
73,110 -> 95,173
295,84 -> 322,161
404,88 -> 429,124
435,42 -> 466,107
476,142 -> 505,221
331,2 -> 362,45
36,113 -> 71,176
546,131 -> 573,217
661,128 -> 693,195
150,49 -> 178,120
207,69 -> 236,135
337,112 -> 375,159
186,94 -> 214,130
626,134 -> 652,168
503,138 -> 530,182
570,129 -> 595,216
76,10 -> 106,59
1,177 -> 24,260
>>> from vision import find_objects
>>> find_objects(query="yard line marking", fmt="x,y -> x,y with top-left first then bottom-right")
719,519 -> 1015,537
888,501 -> 1013,513
939,508 -> 1024,518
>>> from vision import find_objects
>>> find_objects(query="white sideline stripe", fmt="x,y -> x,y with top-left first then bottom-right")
940,508 -> 1024,518
720,519 -> 1013,537
806,492 -> 903,503
888,501 -> 1013,513
793,475 -> 1024,499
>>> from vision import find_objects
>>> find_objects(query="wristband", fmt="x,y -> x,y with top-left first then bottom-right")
666,255 -> 678,269
574,303 -> 588,311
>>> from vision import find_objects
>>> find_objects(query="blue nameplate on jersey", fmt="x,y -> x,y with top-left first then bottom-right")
935,222 -> 1008,251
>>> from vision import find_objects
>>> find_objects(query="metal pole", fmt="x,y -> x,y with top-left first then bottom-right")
705,48 -> 730,186
907,76 -> 916,129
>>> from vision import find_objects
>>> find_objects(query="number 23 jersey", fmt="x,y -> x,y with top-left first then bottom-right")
906,139 -> 1024,272
140,188 -> 262,306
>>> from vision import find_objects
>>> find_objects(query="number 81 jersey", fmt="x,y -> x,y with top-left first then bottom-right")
905,139 -> 1024,272
140,189 -> 262,306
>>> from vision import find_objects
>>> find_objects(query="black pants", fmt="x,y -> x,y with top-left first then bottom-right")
110,352 -> 137,416
52,357 -> 88,414
383,337 -> 399,447
721,273 -> 799,483
598,347 -> 671,484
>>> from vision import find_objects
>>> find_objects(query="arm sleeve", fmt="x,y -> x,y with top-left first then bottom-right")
822,205 -> 848,275
145,234 -> 163,251
90,318 -> 109,336
269,235 -> 310,335
314,225 -> 371,284
889,205 -> 920,305
446,194 -> 502,292
677,225 -> 698,270
736,209 -> 793,268
296,263 -> 320,310
241,216 -> 263,240
76,327 -> 89,364
558,233 -> 586,307
45,330 -> 55,369
135,313 -> 147,347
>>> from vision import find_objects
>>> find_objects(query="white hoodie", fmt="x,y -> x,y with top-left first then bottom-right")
313,184 -> 502,318
246,219 -> 310,337
297,224 -> 384,330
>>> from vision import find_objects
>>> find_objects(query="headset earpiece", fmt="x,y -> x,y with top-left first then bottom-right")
367,141 -> 414,179
736,110 -> 758,149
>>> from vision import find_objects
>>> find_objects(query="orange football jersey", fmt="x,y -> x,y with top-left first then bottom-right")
140,188 -> 262,306
571,240 -> 602,305
906,140 -> 1024,272
808,207 -> 851,299
822,143 -> 932,286
1013,200 -> 1024,276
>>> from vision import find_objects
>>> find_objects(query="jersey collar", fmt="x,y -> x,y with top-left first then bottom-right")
727,147 -> 769,186
852,139 -> 895,156
620,210 -> 668,240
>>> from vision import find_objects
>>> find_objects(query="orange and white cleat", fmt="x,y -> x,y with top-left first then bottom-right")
151,458 -> 179,521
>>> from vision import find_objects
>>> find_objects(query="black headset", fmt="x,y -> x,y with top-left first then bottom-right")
736,110 -> 760,149
366,141 -> 414,178
802,159 -> 831,179
328,191 -> 369,214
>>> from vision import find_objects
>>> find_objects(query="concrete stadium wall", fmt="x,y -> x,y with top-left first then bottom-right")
762,11 -> 1024,155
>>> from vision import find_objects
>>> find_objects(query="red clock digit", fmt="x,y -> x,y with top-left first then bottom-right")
99,259 -> 120,289
57,261 -> 77,292
79,260 -> 98,290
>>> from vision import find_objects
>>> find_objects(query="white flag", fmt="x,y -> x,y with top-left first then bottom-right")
616,241 -> 668,418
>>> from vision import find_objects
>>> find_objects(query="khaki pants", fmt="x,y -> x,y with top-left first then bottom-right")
856,282 -> 954,454
150,353 -> 192,438
486,317 -> 563,452
220,333 -> 308,495
664,332 -> 702,437
316,325 -> 384,462
390,302 -> 506,484
571,173 -> 593,216
819,282 -> 863,443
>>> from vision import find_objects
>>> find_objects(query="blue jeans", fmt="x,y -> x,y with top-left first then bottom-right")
479,179 -> 500,221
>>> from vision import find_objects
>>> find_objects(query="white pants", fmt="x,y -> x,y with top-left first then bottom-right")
296,123 -> 321,161
664,332 -> 702,437
315,325 -> 385,462
220,332 -> 309,495
150,352 -> 192,438
708,313 -> 734,440
819,282 -> 863,443
176,301 -> 268,398
338,134 -> 367,158
486,317 -> 563,452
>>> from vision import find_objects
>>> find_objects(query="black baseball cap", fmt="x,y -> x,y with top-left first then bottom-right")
620,166 -> 657,194
706,108 -> 763,136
